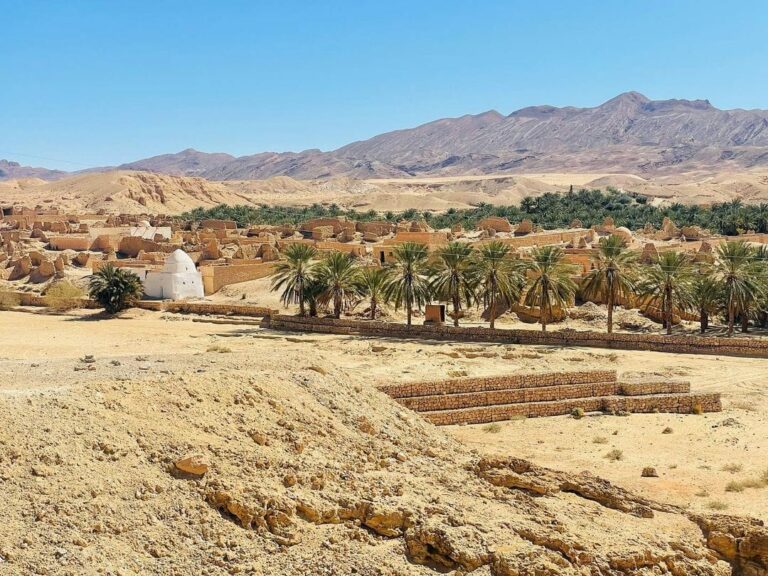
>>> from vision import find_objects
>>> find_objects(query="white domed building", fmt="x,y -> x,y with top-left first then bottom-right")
143,249 -> 204,300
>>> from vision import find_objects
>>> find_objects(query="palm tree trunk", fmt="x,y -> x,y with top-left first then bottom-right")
700,309 -> 708,334
607,291 -> 614,334
665,286 -> 673,335
370,298 -> 377,320
728,303 -> 735,336
741,310 -> 749,333
334,294 -> 341,319
406,284 -> 412,326
452,293 -> 460,327
489,292 -> 496,330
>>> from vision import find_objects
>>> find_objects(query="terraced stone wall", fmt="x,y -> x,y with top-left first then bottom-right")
268,315 -> 768,359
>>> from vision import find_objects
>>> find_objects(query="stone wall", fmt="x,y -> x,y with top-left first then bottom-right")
380,370 -> 617,398
199,262 -> 275,294
268,315 -> 768,359
134,301 -> 275,317
480,229 -> 587,250
48,235 -> 92,251
378,369 -> 720,425
392,231 -> 449,244
421,393 -> 722,425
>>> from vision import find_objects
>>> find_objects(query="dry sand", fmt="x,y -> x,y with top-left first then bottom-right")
1,307 -> 765,529
6,307 -> 757,574
5,169 -> 768,214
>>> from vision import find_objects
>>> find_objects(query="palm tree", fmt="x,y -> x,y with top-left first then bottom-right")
523,246 -> 578,332
429,242 -> 478,327
637,252 -> 694,335
713,241 -> 764,336
383,242 -> 431,326
270,243 -> 317,316
474,241 -> 524,329
357,267 -> 390,320
691,274 -> 721,334
314,251 -> 361,319
303,277 -> 325,318
754,245 -> 768,328
88,264 -> 144,315
580,234 -> 637,333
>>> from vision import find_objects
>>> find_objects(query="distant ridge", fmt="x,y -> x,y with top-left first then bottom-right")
5,92 -> 768,181
0,159 -> 68,181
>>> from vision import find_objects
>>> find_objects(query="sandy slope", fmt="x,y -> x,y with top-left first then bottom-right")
1,308 -> 766,574
4,169 -> 768,215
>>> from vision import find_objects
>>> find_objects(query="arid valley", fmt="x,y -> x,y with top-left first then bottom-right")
5,2 -> 768,573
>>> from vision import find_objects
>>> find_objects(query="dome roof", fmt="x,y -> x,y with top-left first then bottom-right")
162,249 -> 196,273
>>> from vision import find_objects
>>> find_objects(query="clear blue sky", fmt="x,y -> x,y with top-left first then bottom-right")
3,0 -> 767,170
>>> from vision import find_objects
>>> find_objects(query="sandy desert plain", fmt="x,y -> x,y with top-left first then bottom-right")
0,287 -> 767,573
2,174 -> 768,574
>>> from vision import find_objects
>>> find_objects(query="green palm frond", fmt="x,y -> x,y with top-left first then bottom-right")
88,264 -> 144,315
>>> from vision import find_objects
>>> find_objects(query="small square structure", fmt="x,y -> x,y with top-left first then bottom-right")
424,303 -> 446,325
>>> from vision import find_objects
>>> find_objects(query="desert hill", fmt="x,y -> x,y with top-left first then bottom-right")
6,92 -> 768,184
0,171 -> 254,214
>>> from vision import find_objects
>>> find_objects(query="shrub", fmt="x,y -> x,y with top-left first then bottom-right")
721,463 -> 743,474
641,466 -> 658,478
592,436 -> 608,444
605,449 -> 624,462
570,407 -> 584,420
43,281 -> 85,310
88,265 -> 143,315
725,481 -> 745,493
0,289 -> 21,310
206,344 -> 232,353
482,423 -> 502,433
707,500 -> 728,511
692,402 -> 704,415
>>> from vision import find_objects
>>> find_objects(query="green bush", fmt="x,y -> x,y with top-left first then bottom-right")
43,281 -> 86,310
88,265 -> 143,315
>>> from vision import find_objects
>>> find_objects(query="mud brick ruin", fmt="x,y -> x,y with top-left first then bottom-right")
378,370 -> 721,425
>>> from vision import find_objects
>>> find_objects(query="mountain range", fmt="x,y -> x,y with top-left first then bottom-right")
4,92 -> 768,182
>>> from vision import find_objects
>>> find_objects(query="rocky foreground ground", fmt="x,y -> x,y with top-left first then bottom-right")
0,310 -> 766,575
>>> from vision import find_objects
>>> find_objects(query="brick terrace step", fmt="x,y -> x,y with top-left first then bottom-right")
422,393 -> 722,426
397,381 -> 619,412
618,381 -> 690,396
379,370 -> 617,399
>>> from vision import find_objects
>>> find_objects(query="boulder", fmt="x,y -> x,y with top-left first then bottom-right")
515,219 -> 534,235
612,226 -> 633,245
74,252 -> 91,267
8,255 -> 32,280
174,453 -> 209,477
640,243 -> 659,264
680,225 -> 704,240
311,226 -> 335,241
477,217 -> 512,234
